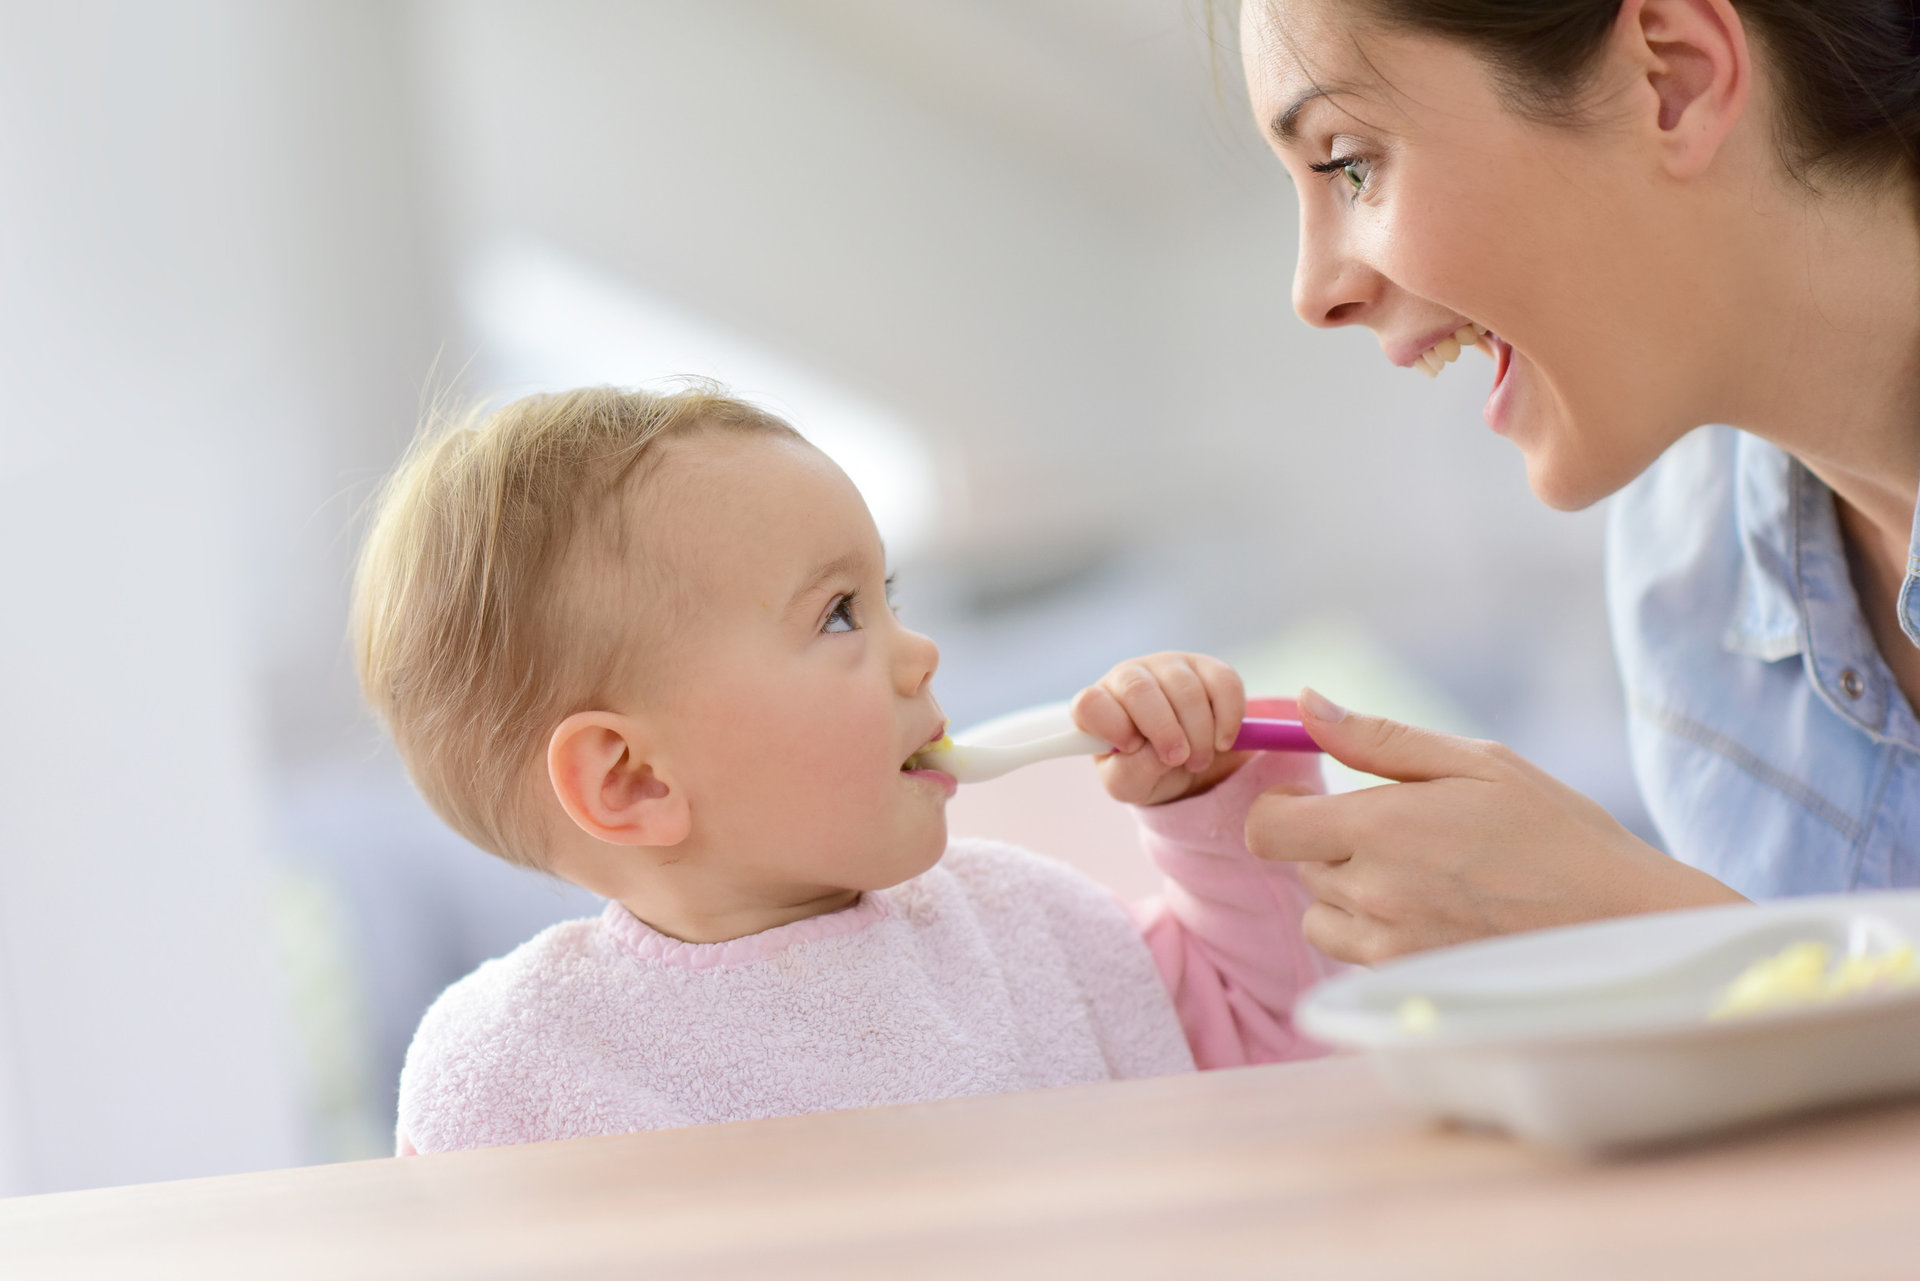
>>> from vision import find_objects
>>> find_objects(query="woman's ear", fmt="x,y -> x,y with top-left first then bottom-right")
547,712 -> 690,847
1620,0 -> 1750,179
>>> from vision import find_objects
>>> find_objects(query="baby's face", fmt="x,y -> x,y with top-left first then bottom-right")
625,432 -> 950,900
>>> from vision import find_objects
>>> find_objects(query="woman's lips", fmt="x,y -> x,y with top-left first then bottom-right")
1391,319 -> 1517,433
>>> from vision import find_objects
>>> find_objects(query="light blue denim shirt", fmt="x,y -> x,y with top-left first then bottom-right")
1607,425 -> 1920,897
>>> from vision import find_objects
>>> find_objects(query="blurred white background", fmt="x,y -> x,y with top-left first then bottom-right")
0,0 -> 1637,1193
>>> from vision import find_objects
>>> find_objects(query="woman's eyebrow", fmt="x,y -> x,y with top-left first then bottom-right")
1269,85 -> 1345,144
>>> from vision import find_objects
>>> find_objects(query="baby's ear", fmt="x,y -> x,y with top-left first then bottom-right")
547,712 -> 690,847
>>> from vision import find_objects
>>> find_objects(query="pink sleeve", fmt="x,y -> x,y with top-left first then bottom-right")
1126,706 -> 1345,1070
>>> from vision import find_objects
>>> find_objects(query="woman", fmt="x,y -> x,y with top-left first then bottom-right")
1238,0 -> 1920,963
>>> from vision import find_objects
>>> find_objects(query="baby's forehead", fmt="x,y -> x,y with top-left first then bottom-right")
619,430 -> 880,605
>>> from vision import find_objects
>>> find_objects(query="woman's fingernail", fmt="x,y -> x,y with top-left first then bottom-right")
1299,687 -> 1349,724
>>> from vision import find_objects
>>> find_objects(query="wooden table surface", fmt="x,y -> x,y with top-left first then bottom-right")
4,1054 -> 1918,1280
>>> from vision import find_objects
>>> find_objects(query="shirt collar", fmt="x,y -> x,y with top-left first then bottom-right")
1723,432 -> 1804,662
1724,430 -> 1919,743
1898,485 -> 1920,647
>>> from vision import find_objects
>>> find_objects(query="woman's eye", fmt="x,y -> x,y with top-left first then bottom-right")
823,593 -> 858,633
1311,152 -> 1374,198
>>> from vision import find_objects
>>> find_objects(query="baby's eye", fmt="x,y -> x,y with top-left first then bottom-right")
822,593 -> 859,633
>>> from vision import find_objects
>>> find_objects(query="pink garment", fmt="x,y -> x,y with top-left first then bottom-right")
1126,747 -> 1342,1068
395,741 -> 1333,1155
397,841 -> 1196,1155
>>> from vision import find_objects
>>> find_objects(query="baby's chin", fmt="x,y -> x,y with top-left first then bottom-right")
843,820 -> 950,893
898,821 -> 951,880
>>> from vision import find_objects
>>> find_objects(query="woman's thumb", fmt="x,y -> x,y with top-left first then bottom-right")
1297,687 -> 1478,784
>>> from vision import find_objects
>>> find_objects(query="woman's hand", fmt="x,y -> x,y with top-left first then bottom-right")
1071,652 -> 1250,806
1248,689 -> 1746,964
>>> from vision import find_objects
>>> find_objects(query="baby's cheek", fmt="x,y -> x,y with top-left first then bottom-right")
790,701 -> 891,786
704,667 -> 900,837
763,717 -> 894,818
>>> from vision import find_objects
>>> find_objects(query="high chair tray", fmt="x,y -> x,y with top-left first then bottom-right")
1296,890 -> 1920,1153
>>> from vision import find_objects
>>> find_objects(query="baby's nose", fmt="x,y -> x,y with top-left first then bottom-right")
895,626 -> 939,692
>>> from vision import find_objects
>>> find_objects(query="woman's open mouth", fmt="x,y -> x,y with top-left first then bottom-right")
1484,332 -> 1516,434
1409,322 -> 1489,377
1405,321 -> 1517,435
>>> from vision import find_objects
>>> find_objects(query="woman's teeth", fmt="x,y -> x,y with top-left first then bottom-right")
1414,323 -> 1489,378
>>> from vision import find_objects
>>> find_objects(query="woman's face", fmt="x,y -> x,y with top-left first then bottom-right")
1242,1 -> 1732,510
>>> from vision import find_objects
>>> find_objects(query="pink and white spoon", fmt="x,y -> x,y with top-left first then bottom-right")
909,700 -> 1319,785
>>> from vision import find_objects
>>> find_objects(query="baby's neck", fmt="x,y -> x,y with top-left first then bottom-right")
548,833 -> 872,944
615,885 -> 862,945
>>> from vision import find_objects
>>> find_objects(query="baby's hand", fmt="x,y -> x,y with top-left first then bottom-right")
1071,652 -> 1250,806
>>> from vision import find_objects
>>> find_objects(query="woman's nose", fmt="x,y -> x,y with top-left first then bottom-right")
1291,214 -> 1377,329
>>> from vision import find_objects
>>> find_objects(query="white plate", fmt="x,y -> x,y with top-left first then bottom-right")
1295,890 -> 1920,1153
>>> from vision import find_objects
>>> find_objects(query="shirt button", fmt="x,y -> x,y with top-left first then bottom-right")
1840,668 -> 1866,699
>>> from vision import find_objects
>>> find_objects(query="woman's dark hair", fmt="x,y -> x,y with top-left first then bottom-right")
1359,1 -> 1920,184
1213,0 -> 1920,186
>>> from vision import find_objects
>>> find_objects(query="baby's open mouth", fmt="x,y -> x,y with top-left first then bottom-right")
902,726 -> 951,772
1412,322 -> 1491,378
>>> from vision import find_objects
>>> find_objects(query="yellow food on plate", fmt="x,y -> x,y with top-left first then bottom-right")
1710,939 -> 1920,1020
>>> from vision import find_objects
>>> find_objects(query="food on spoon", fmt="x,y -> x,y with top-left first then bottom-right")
906,734 -> 954,772
1397,995 -> 1440,1035
1710,939 -> 1920,1019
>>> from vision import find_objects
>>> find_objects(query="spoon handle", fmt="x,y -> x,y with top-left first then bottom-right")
1231,719 -> 1321,753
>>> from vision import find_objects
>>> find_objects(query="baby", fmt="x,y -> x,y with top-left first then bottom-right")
353,385 -> 1334,1155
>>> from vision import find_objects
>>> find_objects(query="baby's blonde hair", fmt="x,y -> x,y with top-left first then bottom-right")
352,383 -> 801,868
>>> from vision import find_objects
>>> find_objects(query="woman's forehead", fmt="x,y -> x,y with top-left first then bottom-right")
1241,3 -> 1492,146
1239,0 -> 1381,129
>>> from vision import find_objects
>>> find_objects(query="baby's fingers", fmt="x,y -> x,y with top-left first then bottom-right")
1096,740 -> 1182,804
1071,684 -> 1144,754
1192,654 -> 1247,753
1105,662 -> 1191,768
1143,654 -> 1221,775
